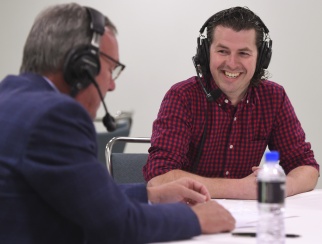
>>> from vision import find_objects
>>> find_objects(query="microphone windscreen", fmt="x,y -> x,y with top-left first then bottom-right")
102,113 -> 117,132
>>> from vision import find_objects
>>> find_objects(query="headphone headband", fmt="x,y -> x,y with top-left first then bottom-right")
199,7 -> 269,35
85,7 -> 105,35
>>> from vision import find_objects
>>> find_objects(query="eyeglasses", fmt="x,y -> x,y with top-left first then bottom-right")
99,52 -> 126,80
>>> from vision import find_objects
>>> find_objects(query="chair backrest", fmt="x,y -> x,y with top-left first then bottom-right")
96,111 -> 133,165
106,136 -> 151,184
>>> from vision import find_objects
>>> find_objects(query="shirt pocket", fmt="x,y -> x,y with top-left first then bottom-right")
246,109 -> 269,142
251,125 -> 267,141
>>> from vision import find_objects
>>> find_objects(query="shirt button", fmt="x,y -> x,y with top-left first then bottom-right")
224,99 -> 229,103
229,145 -> 233,149
226,171 -> 229,176
218,104 -> 221,107
234,117 -> 237,121
247,100 -> 249,104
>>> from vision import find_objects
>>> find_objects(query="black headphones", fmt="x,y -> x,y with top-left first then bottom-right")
63,7 -> 117,132
63,7 -> 105,95
193,7 -> 272,80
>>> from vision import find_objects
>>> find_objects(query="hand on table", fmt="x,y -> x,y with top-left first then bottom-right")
147,177 -> 210,205
192,200 -> 236,234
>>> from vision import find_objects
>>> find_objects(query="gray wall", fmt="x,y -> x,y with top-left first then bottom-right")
1,0 -> 321,188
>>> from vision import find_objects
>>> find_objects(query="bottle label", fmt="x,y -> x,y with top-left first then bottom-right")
258,181 -> 285,204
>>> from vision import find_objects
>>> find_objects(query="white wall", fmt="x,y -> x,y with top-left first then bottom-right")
1,0 -> 321,188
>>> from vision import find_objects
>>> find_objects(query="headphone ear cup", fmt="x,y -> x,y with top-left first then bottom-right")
261,40 -> 272,69
195,37 -> 210,76
63,45 -> 101,91
256,40 -> 272,71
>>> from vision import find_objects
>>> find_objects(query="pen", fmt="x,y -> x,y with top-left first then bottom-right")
232,232 -> 300,238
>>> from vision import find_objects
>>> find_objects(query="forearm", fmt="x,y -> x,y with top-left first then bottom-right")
286,165 -> 319,196
148,170 -> 257,199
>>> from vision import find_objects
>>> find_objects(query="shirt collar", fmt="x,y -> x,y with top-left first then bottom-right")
42,76 -> 59,92
215,85 -> 254,110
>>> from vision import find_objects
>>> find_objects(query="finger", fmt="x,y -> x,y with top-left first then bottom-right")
252,166 -> 260,172
196,184 -> 211,201
186,180 -> 211,201
181,187 -> 207,204
252,167 -> 261,178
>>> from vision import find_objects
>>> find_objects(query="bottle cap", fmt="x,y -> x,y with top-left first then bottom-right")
265,151 -> 279,162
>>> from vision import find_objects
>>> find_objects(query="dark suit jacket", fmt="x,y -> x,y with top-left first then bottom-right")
0,73 -> 200,244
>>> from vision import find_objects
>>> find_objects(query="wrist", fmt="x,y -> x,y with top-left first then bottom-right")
285,177 -> 294,197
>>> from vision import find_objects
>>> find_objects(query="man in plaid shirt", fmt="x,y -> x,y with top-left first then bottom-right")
143,6 -> 319,199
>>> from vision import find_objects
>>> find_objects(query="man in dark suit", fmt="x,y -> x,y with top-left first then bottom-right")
0,3 -> 235,244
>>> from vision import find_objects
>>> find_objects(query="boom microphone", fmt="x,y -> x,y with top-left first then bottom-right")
85,71 -> 117,132
192,56 -> 222,102
102,112 -> 116,132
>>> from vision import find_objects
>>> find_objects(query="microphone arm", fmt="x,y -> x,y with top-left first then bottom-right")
85,72 -> 117,132
192,56 -> 222,102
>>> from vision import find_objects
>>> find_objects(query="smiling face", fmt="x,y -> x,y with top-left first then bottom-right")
209,25 -> 258,105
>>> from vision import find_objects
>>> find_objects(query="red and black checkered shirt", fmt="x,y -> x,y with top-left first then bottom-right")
143,76 -> 319,181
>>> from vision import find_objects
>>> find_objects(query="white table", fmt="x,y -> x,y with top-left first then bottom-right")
151,189 -> 322,243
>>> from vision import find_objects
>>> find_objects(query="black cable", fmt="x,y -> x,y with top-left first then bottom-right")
192,108 -> 208,173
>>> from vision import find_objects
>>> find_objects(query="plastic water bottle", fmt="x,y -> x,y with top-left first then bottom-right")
257,151 -> 286,244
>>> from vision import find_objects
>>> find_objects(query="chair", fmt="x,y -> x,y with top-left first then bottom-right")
96,111 -> 133,165
105,136 -> 151,184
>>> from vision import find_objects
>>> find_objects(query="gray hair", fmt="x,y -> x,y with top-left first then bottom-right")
20,3 -> 116,75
